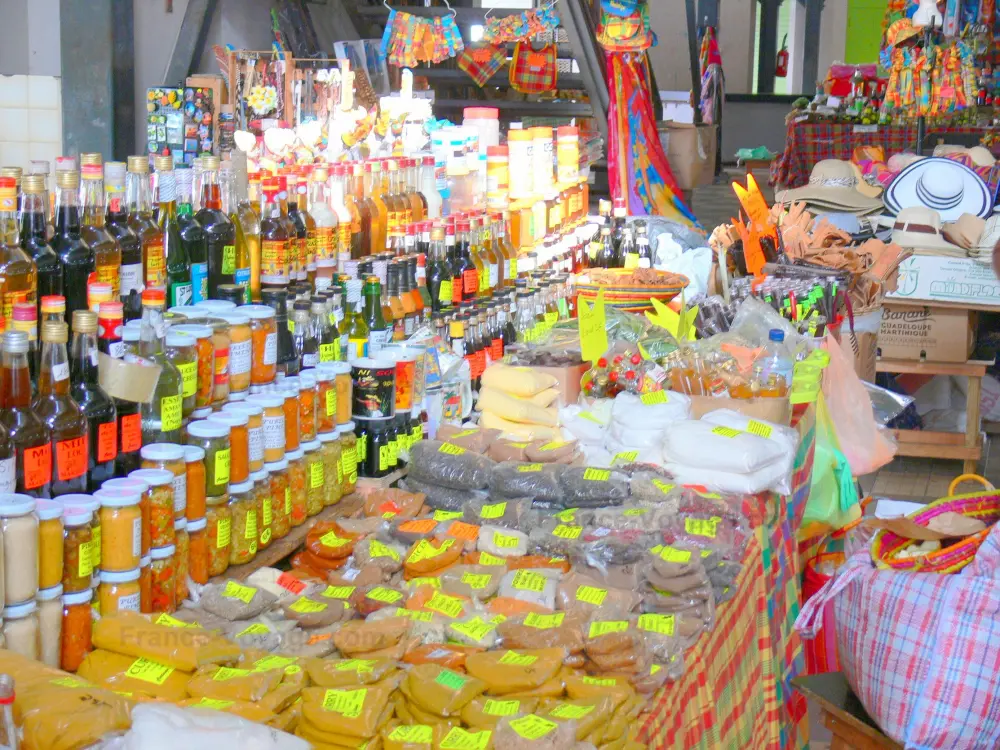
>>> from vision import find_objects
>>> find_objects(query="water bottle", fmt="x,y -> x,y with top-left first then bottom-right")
762,329 -> 794,392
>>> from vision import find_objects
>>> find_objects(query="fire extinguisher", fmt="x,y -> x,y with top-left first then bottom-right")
775,34 -> 789,78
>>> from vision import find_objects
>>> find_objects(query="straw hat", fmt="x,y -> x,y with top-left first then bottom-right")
884,156 -> 993,221
941,213 -> 986,251
891,207 -> 964,256
885,18 -> 921,47
971,215 -> 1000,266
850,162 -> 884,198
775,160 -> 884,214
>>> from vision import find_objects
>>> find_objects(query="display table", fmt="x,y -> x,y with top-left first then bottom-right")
793,673 -> 902,750
639,406 -> 816,749
770,121 -> 999,188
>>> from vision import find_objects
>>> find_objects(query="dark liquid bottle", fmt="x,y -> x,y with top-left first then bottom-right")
80,154 -> 122,301
261,288 -> 298,377
174,167 -> 207,305
154,158 -> 192,307
0,330 -> 50,497
69,310 -> 117,490
104,162 -> 143,308
97,301 -> 142,475
33,321 -> 89,497
198,156 -> 237,301
452,219 -> 477,304
259,178 -> 291,288
20,176 -> 61,323
50,171 -> 95,336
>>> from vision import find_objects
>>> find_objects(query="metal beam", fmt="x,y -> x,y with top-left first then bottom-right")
697,0 -> 720,31
111,0 -> 134,158
60,0 -> 114,157
757,0 -> 781,94
685,0 -> 703,124
562,0 -> 609,138
162,0 -> 219,86
801,0 -> 824,95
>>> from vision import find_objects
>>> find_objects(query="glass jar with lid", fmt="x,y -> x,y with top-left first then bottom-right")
197,317 -> 232,404
169,324 -> 215,409
4,599 -> 40,660
183,446 -> 207,521
0,494 -> 37,606
298,371 -> 318,442
164,331 -> 198,417
149,544 -> 176,613
281,382 -> 301,453
60,587 -> 93,672
317,432 -> 343,507
174,517 -> 189,603
128,468 -> 176,549
247,394 -> 286,463
140,444 -> 187,519
61,509 -> 92,594
93,487 -> 142,573
227,481 -> 257,566
283,451 -> 304,538
330,362 -> 353,426
247,469 -> 269,549
302,440 -> 325,518
187,516 -> 208,585
205,494 -> 231,577
193,300 -> 238,316
314,365 -> 336,434
37,583 -> 62,667
139,554 -> 151,612
264,459 -> 290,541
222,401 -> 264,473
98,568 -> 140,616
185,420 -> 231,497
60,496 -> 101,585
101,477 -> 151,557
218,311 -> 251,395
243,304 -> 278,386
339,422 -> 358,495
206,411 -> 249,485
37,500 -> 64,591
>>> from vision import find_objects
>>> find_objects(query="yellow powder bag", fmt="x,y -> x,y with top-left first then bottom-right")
536,695 -> 618,741
435,726 -> 495,750
402,663 -> 487,717
489,673 -> 567,700
480,411 -> 560,441
299,679 -> 399,739
259,681 -> 303,714
563,672 -> 634,703
186,663 -> 284,702
481,364 -> 558,396
397,692 -> 461,727
77,649 -> 192,701
269,700 -> 301,733
334,617 -> 411,656
305,657 -> 399,688
465,648 -> 564,694
93,612 -> 241,670
297,716 -> 392,748
381,723 -> 443,749
460,696 -> 539,729
238,651 -> 308,689
178,696 -> 276,724
477,388 -> 558,426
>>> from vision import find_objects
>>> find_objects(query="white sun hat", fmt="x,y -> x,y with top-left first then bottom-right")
884,156 -> 992,221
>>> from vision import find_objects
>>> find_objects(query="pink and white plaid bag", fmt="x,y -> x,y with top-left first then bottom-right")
796,523 -> 1000,749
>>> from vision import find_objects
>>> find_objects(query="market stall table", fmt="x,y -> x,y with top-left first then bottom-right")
770,121 -> 1000,188
793,673 -> 902,750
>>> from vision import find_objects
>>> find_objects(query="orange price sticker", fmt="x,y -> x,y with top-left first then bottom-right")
120,413 -> 142,453
56,436 -> 88,481
23,443 -> 51,490
97,421 -> 118,463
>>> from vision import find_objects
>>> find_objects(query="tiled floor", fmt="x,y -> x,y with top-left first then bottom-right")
689,168 -> 775,231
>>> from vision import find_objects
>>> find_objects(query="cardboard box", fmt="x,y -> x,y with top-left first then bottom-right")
887,255 -> 1000,308
877,304 -> 976,362
532,363 -> 589,405
657,121 -> 718,190
688,395 -> 791,425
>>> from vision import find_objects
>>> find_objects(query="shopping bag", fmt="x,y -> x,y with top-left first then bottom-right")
457,44 -> 507,87
509,42 -> 557,94
796,526 -> 1000,748
801,392 -> 861,536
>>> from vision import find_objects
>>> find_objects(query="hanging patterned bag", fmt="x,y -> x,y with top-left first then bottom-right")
509,42 -> 557,94
457,43 -> 508,87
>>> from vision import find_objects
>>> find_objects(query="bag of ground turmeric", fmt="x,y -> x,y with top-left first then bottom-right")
77,649 -> 192,701
461,696 -> 540,729
465,648 -> 565,694
92,612 -> 241,670
185,663 -> 284,702
299,678 -> 399,739
177,696 -> 276,724
304,657 -> 399,688
401,663 -> 488,717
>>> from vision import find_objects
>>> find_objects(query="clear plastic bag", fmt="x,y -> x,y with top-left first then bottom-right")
400,477 -> 488,512
120,702 -> 308,750
408,440 -> 496,490
464,495 -> 533,528
628,471 -> 682,512
497,569 -> 562,610
558,467 -> 630,507
527,515 -> 588,557
591,504 -> 676,533
490,462 -> 566,504
199,581 -> 279,621
555,571 -> 642,619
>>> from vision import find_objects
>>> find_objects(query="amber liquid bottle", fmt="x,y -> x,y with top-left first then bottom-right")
0,177 -> 37,327
20,175 -> 60,323
139,159 -> 168,293
104,161 -> 143,309
259,180 -> 291,288
387,262 -> 405,341
384,160 -> 408,245
69,310 -> 116,490
278,174 -> 303,281
348,163 -> 372,260
366,162 -> 388,254
287,173 -> 315,284
404,157 -> 427,223
0,331 -> 49,496
80,154 -> 122,300
51,171 -> 94,336
33,321 -> 89,496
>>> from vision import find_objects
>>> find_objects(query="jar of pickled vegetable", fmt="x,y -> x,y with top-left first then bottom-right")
170,324 -> 214,409
183,446 -> 207,521
62,495 -> 102,581
62,510 -> 93,595
206,411 -> 249,485
205,494 -> 231,577
4,600 -> 40,661
331,362 -> 353,425
248,394 -> 286,463
149,544 -> 176,613
187,516 -> 208,585
205,318 -> 232,404
140,444 -> 187,519
0,494 -> 37,606
283,450 -> 304,538
129,469 -> 176,549
37,500 -> 64,591
60,588 -> 92,672
222,401 -> 264,473
97,568 -> 140,616
174,518 -> 189,603
37,583 -> 62,668
302,440 -> 325,517
100,477 -> 151,557
194,300 -> 237,315
185,420 -> 231,497
165,331 -> 198,417
318,431 -> 344,507
281,383 -> 301,453
139,555 -> 151,612
339,423 -> 358,495
264,459 -> 290,541
95,488 -> 142,573
227,481 -> 257,566
298,372 -> 318,442
245,305 -> 277,385
314,366 -> 336,434
252,469 -> 273,549
219,311 -> 251,395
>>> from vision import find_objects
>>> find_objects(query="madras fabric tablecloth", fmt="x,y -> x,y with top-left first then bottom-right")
638,407 -> 816,749
770,121 -> 999,188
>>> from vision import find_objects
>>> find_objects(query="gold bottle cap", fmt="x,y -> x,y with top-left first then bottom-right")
0,167 -> 23,180
201,155 -> 221,170
313,168 -> 329,182
449,321 -> 464,338
431,227 -> 445,241
41,321 -> 68,344
56,171 -> 80,189
72,310 -> 98,334
153,156 -> 174,172
21,175 -> 45,194
127,155 -> 149,173
80,153 -> 103,167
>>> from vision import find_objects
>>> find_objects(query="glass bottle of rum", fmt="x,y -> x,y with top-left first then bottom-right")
50,170 -> 93,334
0,177 -> 37,328
126,156 -> 157,238
79,154 -> 121,300
348,163 -> 372,261
171,166 -> 206,305
0,330 -> 49,496
310,167 -> 338,288
69,310 -> 116,490
137,288 -> 182,443
141,160 -> 169,294
292,168 -> 317,285
227,153 -> 257,301
426,225 -> 452,314
196,155 -> 236,300
33,320 -> 89,496
259,179 -> 291,288
20,175 -> 60,323
103,162 -> 143,309
154,157 -> 193,306
278,174 -> 304,282
366,161 -> 388,255
363,275 -> 390,355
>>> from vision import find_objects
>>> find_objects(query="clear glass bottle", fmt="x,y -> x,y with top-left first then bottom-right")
20,175 -> 59,323
79,154 -> 121,300
310,167 -> 337,290
327,165 -> 351,269
136,289 -> 183,444
312,296 -> 337,363
419,155 -> 442,220
153,158 -> 192,307
228,156 -> 258,302
50,171 -> 94,336
104,162 -> 142,311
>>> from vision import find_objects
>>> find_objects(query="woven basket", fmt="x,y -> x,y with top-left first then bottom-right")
870,475 -> 1000,573
576,270 -> 688,312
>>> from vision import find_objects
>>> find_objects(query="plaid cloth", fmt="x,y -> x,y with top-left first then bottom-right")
457,43 -> 507,87
770,121 -> 1000,188
509,42 -> 557,93
797,521 -> 1000,747
639,407 -> 815,749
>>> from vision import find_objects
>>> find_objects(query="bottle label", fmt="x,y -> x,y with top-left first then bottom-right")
403,316 -> 415,336
121,263 -> 143,296
191,262 -> 208,304
261,240 -> 288,282
510,257 -> 518,277
56,435 -> 88,481
348,337 -> 367,360
96,263 -> 120,298
234,267 -> 251,290
121,412 -> 142,453
145,239 -> 166,287
248,425 -> 263,464
462,269 -> 479,296
229,339 -> 251,376
161,395 -> 182,432
221,245 -> 236,275
263,333 -> 277,365
297,237 -> 308,268
214,346 -> 230,386
97,421 -> 118,462
368,328 -> 390,355
489,263 -> 498,288
437,280 -> 452,305
51,362 -> 69,382
319,343 -> 336,363
302,352 -> 319,368
263,414 -> 285,450
491,337 -> 503,360
478,267 -> 488,294
0,455 -> 13,493
451,275 -> 462,305
170,282 -> 193,307
315,226 -> 334,259
1,289 -> 28,326
177,361 -> 197,397
306,232 -> 317,266
22,443 -> 51,490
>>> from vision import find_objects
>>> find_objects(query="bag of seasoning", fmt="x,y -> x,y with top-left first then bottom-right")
186,663 -> 285,702
461,696 -> 540,730
281,594 -> 353,629
487,438 -> 533,463
298,678 -> 400,742
303,657 -> 399,689
305,521 -> 359,560
478,526 -> 529,558
436,423 -> 504,454
490,462 -> 566,505
91,612 -> 240,670
558,467 -> 629,507
199,580 -> 278,621
362,487 -> 425,520
402,663 -> 488,718
496,611 -> 586,654
554,571 -> 642,619
77,648 -> 193,701
400,477 -> 487,513
408,441 -> 495,491
333,616 -> 410,656
403,537 -> 463,579
463,496 -> 532,529
465,648 -> 565,694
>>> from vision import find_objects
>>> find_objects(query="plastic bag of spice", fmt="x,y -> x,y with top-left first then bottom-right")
225,617 -> 286,652
478,525 -> 529,558
403,537 -> 464,578
279,625 -> 339,659
628,471 -> 681,510
92,612 -> 241,670
281,594 -> 353,628
527,516 -> 588,557
497,569 -> 561,610
350,585 -> 407,617
408,440 -> 496,490
489,462 -> 566,504
487,438 -> 533,463
186,663 -> 285,702
389,517 -> 440,546
492,713 -> 581,748
555,571 -> 642,619
524,439 -> 582,464
363,487 -> 426,520
353,537 -> 406,575
437,423 -> 504,454
465,648 -> 566,694
305,521 -> 360,560
461,696 -> 540,730
464,496 -> 532,528
298,678 -> 400,740
439,565 -> 503,599
496,610 -> 586,654
558,467 -> 630,507
78,649 -> 193,701
333,616 -> 410,656
303,656 -> 400,688
402,663 -> 488,717
200,580 -> 278,621
400,477 -> 488,512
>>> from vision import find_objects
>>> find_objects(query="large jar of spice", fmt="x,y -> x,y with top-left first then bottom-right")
37,500 -> 64,592
244,305 -> 278,386
183,446 -> 207,521
205,494 -> 231,577
301,440 -> 324,520
264,459 -> 290,541
97,568 -> 140,616
219,311 -> 251,396
100,477 -> 151,557
314,366 -> 336,434
206,411 -> 249,485
94,488 -> 142,573
185,421 -> 231,497
139,444 -> 187,519
187,517 -> 208,585
61,509 -> 92,595
128,469 -> 176,549
339,423 -> 358,495
0,494 -> 37,606
149,544 -> 176,613
252,469 -> 273,549
281,383 -> 301,453
317,432 -> 343,508
227,481 -> 257,566
222,401 -> 264,473
170,324 -> 214,409
282,451 -> 303,539
164,331 -> 198,418
60,587 -> 93,672
174,517 -> 189,603
4,599 -> 40,661
37,583 -> 62,667
247,394 -> 286,463
298,372 -> 318,443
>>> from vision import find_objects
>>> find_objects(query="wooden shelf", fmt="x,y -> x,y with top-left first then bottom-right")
433,98 -> 593,116
875,358 -> 990,377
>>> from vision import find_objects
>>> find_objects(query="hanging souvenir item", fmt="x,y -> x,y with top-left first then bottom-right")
881,37 -> 977,120
699,25 -> 725,126
509,42 -> 558,94
596,3 -> 654,52
482,6 -> 559,44
382,9 -> 465,68
457,43 -> 508,87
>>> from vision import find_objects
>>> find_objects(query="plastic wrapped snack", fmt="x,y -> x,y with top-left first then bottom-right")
464,495 -> 533,528
487,438 -> 533,463
400,476 -> 488,512
489,462 -> 566,504
497,569 -> 561,610
93,612 -> 241,669
555,571 -> 642,618
524,439 -> 581,464
363,487 -> 426,520
478,525 -> 529,558
558,467 -> 630,507
200,580 -> 279,621
408,440 -> 496,490
629,472 -> 682,511
437,423 -> 504,454
497,610 -> 586,654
